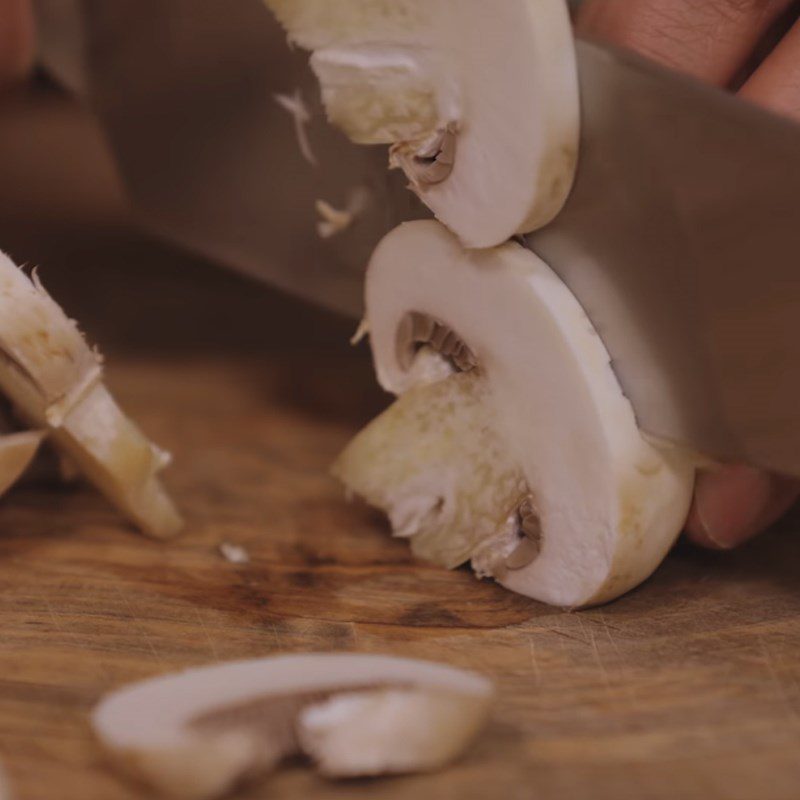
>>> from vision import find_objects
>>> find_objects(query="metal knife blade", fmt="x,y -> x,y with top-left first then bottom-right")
527,40 -> 800,478
39,1 -> 800,476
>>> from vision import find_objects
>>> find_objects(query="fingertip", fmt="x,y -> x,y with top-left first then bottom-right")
0,0 -> 35,89
685,464 -> 799,550
684,501 -> 733,550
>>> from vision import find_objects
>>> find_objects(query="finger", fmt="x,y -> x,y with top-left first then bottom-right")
0,0 -> 34,88
684,464 -> 800,549
740,17 -> 800,120
577,0 -> 795,86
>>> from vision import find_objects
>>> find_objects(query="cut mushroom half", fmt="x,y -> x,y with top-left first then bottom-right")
332,221 -> 697,607
0,252 -> 181,537
264,0 -> 580,247
93,653 -> 494,799
0,762 -> 10,800
0,430 -> 45,496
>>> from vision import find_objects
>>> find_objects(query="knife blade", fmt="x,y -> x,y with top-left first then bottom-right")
527,40 -> 800,478
38,1 -> 800,476
68,0 -> 424,318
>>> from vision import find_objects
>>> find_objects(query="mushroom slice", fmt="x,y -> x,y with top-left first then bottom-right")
0,252 -> 181,537
333,221 -> 696,607
0,430 -> 45,496
263,0 -> 579,247
92,653 -> 493,799
0,761 -> 10,800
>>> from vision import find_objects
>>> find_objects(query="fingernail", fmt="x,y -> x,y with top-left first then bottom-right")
694,465 -> 773,549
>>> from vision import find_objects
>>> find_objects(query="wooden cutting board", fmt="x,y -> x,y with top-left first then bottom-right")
3,356 -> 800,799
0,228 -> 798,800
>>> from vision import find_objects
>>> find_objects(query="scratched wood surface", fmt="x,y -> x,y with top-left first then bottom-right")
1,95 -> 800,800
0,230 -> 796,800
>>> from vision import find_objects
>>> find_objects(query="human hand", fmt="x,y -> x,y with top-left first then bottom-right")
0,0 -> 33,88
577,0 -> 800,549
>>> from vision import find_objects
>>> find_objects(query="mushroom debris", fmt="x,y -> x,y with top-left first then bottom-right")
264,0 -> 580,248
0,251 -> 181,538
273,88 -> 318,166
92,653 -> 494,799
333,222 -> 696,608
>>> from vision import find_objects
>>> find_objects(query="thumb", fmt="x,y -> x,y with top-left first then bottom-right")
0,0 -> 34,89
685,464 -> 799,549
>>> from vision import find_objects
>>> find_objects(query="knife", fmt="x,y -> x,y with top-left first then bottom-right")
35,0 -> 800,478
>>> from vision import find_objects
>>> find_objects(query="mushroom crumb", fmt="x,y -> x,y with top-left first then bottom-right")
273,88 -> 317,166
218,541 -> 250,565
315,187 -> 370,239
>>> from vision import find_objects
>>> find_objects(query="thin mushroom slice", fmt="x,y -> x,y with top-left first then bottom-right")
0,430 -> 45,496
263,0 -> 579,247
92,653 -> 494,799
0,761 -> 10,800
0,252 -> 181,537
333,221 -> 697,607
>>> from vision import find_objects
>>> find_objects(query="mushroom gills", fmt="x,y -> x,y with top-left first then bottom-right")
263,0 -> 580,248
93,653 -> 493,799
334,220 -> 696,608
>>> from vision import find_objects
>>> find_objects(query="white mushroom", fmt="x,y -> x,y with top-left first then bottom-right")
0,762 -> 10,800
92,653 -> 494,799
333,221 -> 697,607
0,430 -> 45,495
264,0 -> 579,247
0,252 -> 181,537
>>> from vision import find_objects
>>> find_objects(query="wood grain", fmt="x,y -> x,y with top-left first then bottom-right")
1,309 -> 800,798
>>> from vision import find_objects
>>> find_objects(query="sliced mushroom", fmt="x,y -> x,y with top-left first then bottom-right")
333,221 -> 697,607
0,762 -> 10,800
0,252 -> 181,537
0,430 -> 45,496
92,653 -> 494,799
263,0 -> 579,248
